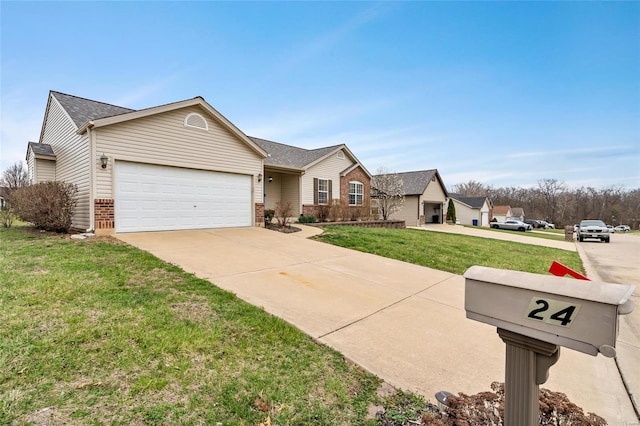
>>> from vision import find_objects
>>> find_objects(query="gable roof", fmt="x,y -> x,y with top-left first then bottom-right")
376,169 -> 448,197
27,142 -> 56,158
449,193 -> 488,209
493,205 -> 511,215
511,207 -> 525,217
51,91 -> 134,127
250,137 -> 371,178
42,91 -> 267,158
251,137 -> 342,170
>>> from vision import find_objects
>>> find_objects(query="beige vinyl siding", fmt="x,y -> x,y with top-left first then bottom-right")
264,172 -> 283,210
281,175 -> 300,216
95,106 -> 263,203
391,195 -> 419,224
423,180 -> 447,202
41,97 -> 90,230
302,150 -> 352,204
452,199 -> 479,225
35,159 -> 56,182
27,150 -> 35,184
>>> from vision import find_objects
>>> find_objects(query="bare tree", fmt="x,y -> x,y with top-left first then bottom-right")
1,161 -> 29,206
371,166 -> 404,220
1,161 -> 29,190
537,179 -> 567,224
452,180 -> 487,197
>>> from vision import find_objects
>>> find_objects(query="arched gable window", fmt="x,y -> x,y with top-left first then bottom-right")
184,112 -> 208,131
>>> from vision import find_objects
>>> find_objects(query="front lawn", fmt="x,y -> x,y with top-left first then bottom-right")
313,227 -> 583,275
0,226 -> 382,425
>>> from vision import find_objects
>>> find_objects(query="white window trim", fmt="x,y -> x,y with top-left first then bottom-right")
318,178 -> 329,205
184,112 -> 209,131
349,181 -> 364,206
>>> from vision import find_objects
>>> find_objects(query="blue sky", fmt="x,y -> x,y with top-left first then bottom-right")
1,1 -> 639,190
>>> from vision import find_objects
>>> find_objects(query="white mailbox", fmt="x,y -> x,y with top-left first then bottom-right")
464,265 -> 635,357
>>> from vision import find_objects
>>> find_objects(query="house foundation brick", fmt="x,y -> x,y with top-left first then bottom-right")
255,203 -> 264,226
94,198 -> 114,229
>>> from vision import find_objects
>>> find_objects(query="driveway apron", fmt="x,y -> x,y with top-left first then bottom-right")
116,227 -> 637,425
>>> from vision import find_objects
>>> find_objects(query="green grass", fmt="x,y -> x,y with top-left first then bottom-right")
463,225 -> 569,241
314,226 -> 583,275
0,226 -> 382,425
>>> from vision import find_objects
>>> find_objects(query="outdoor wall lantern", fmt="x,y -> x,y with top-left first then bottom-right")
257,173 -> 263,182
268,176 -> 273,183
100,153 -> 108,169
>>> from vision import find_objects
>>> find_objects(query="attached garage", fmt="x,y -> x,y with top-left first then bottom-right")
115,161 -> 252,233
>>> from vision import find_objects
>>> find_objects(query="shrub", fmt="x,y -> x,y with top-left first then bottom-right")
316,204 -> 329,222
274,201 -> 292,228
264,209 -> 275,225
446,198 -> 456,223
328,199 -> 341,222
298,215 -> 317,224
340,200 -> 350,221
0,208 -> 16,228
11,181 -> 78,232
349,206 -> 361,221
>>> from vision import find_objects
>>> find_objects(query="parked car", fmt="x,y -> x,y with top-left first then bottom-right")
524,219 -> 543,228
606,225 -> 615,233
490,220 -> 533,232
538,220 -> 555,229
577,219 -> 610,243
615,225 -> 631,232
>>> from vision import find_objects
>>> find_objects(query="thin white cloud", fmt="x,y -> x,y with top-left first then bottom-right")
111,73 -> 185,107
277,3 -> 390,71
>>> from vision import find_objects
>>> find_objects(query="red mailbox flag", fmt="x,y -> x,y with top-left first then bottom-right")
548,260 -> 590,281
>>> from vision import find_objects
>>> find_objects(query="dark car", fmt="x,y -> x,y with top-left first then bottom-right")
524,219 -> 543,228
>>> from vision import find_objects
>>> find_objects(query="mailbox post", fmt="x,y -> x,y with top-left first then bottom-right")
464,266 -> 635,426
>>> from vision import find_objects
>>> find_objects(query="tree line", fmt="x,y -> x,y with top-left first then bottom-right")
452,179 -> 640,229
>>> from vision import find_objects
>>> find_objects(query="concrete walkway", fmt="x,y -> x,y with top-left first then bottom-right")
116,226 -> 637,425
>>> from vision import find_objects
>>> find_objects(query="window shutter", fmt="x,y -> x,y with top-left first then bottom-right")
314,178 -> 318,204
328,180 -> 333,201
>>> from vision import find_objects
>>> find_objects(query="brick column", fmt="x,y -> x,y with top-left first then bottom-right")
95,199 -> 115,229
255,203 -> 264,226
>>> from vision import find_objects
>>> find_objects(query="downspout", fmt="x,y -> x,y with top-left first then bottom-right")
87,126 -> 96,232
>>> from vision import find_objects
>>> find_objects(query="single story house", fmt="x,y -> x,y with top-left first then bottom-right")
251,137 -> 371,218
374,169 -> 448,226
448,193 -> 492,226
492,205 -> 512,222
510,207 -> 525,221
27,91 -> 370,233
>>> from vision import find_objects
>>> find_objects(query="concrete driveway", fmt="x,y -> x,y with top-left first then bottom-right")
116,226 -> 637,425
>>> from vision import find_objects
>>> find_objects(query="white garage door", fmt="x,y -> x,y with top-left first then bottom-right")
115,162 -> 252,233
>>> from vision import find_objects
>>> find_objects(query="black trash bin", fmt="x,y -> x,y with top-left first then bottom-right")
472,219 -> 478,226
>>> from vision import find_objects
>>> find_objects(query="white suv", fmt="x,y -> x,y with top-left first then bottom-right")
577,220 -> 610,243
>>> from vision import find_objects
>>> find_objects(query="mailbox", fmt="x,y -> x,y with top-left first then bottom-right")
464,265 -> 635,357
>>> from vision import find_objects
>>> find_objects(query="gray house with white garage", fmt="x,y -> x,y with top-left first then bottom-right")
448,193 -> 493,226
26,91 -> 370,233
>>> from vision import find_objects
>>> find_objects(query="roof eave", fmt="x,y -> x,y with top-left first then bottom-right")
75,97 -> 268,158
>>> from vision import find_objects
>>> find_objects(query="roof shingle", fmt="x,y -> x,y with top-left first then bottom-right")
449,193 -> 487,209
250,137 -> 343,170
28,142 -> 56,157
51,91 -> 134,128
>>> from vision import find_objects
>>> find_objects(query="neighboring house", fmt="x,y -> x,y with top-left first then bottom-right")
449,193 -> 493,226
251,138 -> 371,218
26,91 -> 370,233
510,207 -> 525,221
492,205 -> 512,222
375,169 -> 448,226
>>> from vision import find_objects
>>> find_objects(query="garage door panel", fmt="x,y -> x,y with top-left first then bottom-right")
115,162 -> 252,233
